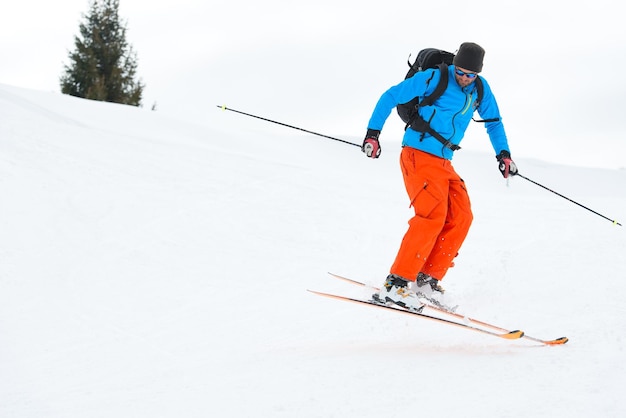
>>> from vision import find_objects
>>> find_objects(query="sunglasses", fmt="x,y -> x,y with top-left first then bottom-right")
454,67 -> 478,79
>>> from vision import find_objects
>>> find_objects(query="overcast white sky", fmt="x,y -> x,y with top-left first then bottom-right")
1,0 -> 624,169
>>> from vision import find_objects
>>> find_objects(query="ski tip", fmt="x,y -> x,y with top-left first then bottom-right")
544,336 -> 569,345
502,330 -> 525,339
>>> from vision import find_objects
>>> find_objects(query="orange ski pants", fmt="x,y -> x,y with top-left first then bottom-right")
390,147 -> 473,282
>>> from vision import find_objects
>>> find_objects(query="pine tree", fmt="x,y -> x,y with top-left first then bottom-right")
60,0 -> 144,106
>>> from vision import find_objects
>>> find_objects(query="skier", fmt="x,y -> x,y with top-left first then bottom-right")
362,42 -> 518,311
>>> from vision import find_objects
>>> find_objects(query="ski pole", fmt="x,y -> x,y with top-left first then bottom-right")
216,105 -> 361,148
516,173 -> 622,226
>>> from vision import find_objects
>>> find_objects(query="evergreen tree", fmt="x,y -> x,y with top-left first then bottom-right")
60,0 -> 144,106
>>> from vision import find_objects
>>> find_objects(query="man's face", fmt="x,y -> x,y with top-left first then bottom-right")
454,66 -> 478,88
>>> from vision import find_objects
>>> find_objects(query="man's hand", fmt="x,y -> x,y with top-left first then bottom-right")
362,129 -> 381,159
496,150 -> 518,178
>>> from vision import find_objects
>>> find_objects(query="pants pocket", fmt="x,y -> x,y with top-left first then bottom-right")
410,183 -> 441,218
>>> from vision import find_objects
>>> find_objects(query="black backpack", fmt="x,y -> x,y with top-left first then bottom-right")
396,48 -> 490,151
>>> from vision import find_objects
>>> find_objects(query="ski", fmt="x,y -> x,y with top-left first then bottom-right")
327,272 -> 568,346
308,289 -> 524,341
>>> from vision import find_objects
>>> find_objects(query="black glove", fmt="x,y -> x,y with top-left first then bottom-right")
496,150 -> 518,178
362,129 -> 381,159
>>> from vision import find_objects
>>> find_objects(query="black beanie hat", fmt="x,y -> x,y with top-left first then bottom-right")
453,42 -> 485,73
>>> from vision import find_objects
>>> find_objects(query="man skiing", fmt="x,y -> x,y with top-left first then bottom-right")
362,42 -> 518,311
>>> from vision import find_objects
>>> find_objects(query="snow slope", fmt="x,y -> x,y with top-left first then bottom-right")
1,83 -> 625,417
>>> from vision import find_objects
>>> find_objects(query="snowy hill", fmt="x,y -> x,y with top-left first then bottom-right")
1,83 -> 625,417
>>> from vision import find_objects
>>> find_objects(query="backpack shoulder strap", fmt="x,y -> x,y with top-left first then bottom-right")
472,76 -> 501,123
476,76 -> 483,104
419,63 -> 448,108
405,64 -> 462,151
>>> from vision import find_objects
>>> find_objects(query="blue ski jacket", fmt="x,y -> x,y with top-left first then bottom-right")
367,65 -> 510,160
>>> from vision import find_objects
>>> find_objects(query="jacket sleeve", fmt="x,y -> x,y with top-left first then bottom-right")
367,69 -> 438,131
477,77 -> 511,155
